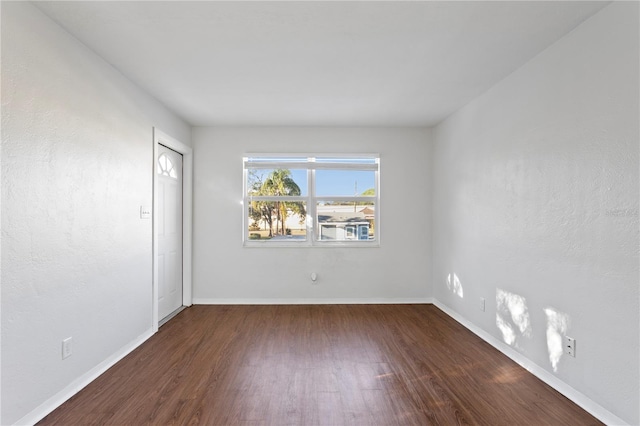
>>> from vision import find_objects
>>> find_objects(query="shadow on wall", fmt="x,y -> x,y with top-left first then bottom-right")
544,307 -> 570,372
446,273 -> 464,298
496,288 -> 531,349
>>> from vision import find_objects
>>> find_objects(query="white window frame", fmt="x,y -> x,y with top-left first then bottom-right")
243,154 -> 380,247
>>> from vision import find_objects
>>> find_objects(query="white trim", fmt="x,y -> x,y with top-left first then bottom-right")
244,160 -> 378,171
309,163 -> 316,244
245,153 -> 380,160
15,329 -> 153,426
193,298 -> 433,305
153,128 -> 193,332
432,299 -> 629,426
247,196 -> 376,203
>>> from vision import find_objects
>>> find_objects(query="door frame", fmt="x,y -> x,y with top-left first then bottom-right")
152,128 -> 193,332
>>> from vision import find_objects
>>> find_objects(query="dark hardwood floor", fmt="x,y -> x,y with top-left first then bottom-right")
39,305 -> 602,425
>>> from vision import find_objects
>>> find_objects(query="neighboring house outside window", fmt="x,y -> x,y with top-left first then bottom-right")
243,155 -> 379,246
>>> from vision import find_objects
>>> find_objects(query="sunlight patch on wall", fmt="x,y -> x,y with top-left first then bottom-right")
544,307 -> 570,372
496,314 -> 517,345
446,273 -> 464,298
496,288 -> 531,348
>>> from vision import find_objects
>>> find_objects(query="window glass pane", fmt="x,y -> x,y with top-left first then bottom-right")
158,153 -> 177,179
247,156 -> 305,163
316,203 -> 375,241
315,157 -> 376,164
247,168 -> 307,196
247,202 -> 307,241
315,170 -> 375,197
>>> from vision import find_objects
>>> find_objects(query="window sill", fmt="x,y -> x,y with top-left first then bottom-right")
243,240 -> 380,248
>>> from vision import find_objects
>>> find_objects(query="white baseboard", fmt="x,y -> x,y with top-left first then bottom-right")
193,297 -> 434,305
15,329 -> 154,426
432,299 -> 628,426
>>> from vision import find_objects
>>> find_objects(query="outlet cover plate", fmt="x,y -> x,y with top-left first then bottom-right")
62,337 -> 73,359
564,336 -> 575,357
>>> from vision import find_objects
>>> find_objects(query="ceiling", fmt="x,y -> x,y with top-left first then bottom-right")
34,1 -> 609,127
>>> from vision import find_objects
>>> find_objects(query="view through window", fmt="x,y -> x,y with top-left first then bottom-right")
244,155 -> 379,246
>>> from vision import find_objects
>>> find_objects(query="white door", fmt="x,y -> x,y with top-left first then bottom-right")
157,145 -> 183,321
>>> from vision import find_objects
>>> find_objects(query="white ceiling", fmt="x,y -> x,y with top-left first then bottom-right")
35,1 -> 609,127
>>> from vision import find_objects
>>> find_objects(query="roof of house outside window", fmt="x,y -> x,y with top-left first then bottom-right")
318,211 -> 368,224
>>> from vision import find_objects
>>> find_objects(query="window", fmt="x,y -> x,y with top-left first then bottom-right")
157,153 -> 177,179
244,155 -> 379,246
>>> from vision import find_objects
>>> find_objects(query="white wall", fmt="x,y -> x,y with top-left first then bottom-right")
1,3 -> 191,424
431,3 -> 638,424
192,127 -> 431,303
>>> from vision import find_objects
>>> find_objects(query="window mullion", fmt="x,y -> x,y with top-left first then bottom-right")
308,162 -> 315,245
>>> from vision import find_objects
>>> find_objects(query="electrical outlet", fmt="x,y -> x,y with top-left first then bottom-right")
564,336 -> 575,357
479,297 -> 486,312
62,337 -> 73,359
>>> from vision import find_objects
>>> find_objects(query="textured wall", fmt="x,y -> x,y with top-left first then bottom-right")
431,3 -> 638,424
1,3 -> 190,424
192,127 -> 431,303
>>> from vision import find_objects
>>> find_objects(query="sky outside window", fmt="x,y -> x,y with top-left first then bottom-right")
315,169 -> 375,196
248,168 -> 375,197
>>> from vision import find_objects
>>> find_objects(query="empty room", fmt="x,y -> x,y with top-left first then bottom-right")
1,1 -> 638,425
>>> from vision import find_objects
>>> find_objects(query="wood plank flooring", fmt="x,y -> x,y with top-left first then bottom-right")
38,305 -> 602,425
